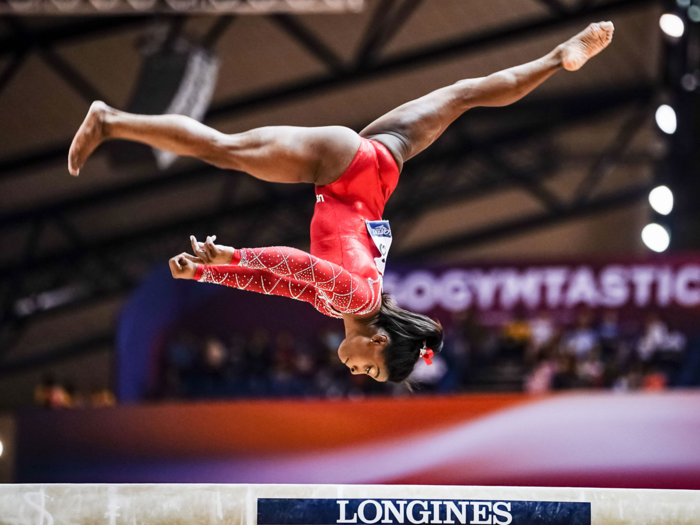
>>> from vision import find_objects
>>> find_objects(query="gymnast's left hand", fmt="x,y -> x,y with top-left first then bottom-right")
169,253 -> 200,280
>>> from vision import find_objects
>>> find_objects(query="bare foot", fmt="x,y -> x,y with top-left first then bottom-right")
560,21 -> 614,72
68,101 -> 111,176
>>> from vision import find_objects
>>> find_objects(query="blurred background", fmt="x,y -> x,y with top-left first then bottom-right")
1,0 -> 700,488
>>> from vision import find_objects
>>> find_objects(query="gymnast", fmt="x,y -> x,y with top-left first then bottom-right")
68,23 -> 614,383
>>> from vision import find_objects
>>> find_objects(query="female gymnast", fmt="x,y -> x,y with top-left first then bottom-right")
68,22 -> 614,383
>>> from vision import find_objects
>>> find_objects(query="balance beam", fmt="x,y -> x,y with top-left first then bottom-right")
0,484 -> 699,525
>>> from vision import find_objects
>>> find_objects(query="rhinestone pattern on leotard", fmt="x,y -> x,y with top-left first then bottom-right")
198,246 -> 381,318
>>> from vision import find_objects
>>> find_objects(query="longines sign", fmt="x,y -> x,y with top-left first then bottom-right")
257,498 -> 590,525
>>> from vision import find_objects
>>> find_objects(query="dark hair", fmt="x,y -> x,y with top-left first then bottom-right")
371,293 -> 444,383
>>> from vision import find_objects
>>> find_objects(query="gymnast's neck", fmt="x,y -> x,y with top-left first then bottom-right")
342,309 -> 381,336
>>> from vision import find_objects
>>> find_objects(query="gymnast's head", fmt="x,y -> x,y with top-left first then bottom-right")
338,293 -> 443,383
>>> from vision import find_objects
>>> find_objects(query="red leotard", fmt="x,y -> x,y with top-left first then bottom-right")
193,138 -> 400,318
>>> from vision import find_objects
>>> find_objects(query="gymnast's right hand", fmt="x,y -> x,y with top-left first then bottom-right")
190,235 -> 235,264
169,253 -> 199,280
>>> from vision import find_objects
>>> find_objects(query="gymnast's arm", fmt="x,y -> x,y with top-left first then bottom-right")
168,252 -> 340,318
226,246 -> 374,311
169,244 -> 374,314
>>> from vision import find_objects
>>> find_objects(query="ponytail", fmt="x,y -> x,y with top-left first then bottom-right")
371,293 -> 444,383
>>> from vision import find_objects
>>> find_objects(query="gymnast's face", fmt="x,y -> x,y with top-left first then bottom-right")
337,333 -> 389,382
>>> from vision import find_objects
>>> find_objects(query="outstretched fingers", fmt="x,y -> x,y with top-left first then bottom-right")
205,236 -> 218,260
190,235 -> 218,262
190,235 -> 205,260
190,234 -> 236,264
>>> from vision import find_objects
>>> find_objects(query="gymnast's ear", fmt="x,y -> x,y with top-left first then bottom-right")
370,333 -> 389,346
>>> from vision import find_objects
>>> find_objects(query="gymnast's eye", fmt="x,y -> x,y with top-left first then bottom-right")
365,366 -> 372,374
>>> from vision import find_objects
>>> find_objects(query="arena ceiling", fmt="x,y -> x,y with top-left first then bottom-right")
0,0 -> 664,406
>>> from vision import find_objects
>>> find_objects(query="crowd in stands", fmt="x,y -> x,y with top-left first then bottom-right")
35,308 -> 693,407
150,308 -> 692,400
478,309 -> 687,394
34,376 -> 116,409
155,329 -> 396,399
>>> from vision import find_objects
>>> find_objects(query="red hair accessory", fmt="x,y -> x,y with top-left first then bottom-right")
420,346 -> 434,365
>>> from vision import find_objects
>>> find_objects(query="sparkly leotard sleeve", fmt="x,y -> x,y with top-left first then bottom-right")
193,138 -> 400,319
193,246 -> 377,319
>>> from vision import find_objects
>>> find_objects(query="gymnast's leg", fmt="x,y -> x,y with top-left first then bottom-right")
68,104 -> 361,184
360,22 -> 614,171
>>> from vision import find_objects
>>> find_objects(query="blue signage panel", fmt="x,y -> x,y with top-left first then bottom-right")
257,498 -> 591,525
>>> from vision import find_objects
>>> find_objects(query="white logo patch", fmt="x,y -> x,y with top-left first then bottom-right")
366,220 -> 392,276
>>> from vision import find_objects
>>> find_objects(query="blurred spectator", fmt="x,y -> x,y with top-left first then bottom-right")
599,309 -> 620,341
637,313 -> 686,362
44,379 -> 71,408
576,350 -> 604,388
35,376 -> 116,409
637,313 -> 669,362
193,338 -> 232,397
528,311 -> 555,360
90,388 -> 116,407
64,383 -> 87,408
204,338 -> 228,370
34,375 -> 57,408
643,367 -> 668,391
552,354 -> 579,390
614,362 -> 644,392
525,350 -> 557,394
562,310 -> 599,360
501,309 -> 531,360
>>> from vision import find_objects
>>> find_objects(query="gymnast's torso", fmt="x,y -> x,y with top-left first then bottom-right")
194,137 -> 400,319
311,137 -> 400,283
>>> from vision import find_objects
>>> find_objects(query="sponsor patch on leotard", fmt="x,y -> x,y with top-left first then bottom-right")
366,220 -> 392,276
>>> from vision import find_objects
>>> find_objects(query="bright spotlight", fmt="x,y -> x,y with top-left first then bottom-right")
656,104 -> 677,134
649,185 -> 674,215
660,13 -> 685,37
0,440 -> 3,458
642,223 -> 671,252
689,6 -> 700,22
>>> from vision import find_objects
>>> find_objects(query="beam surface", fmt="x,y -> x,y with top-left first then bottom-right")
0,484 -> 697,525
